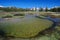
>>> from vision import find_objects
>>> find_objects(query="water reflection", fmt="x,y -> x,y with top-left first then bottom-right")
0,14 -> 36,23
45,16 -> 60,26
0,13 -> 60,24
46,16 -> 60,23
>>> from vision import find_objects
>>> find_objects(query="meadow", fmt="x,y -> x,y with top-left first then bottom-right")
0,12 -> 60,40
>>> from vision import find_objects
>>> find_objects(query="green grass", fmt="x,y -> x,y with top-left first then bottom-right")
55,26 -> 60,31
13,14 -> 25,18
0,13 -> 13,18
0,13 -> 25,18
14,13 -> 25,16
0,17 -> 53,38
37,36 -> 57,40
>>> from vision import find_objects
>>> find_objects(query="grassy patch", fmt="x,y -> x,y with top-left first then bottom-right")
55,26 -> 60,31
14,14 -> 25,16
0,16 -> 53,38
1,14 -> 13,18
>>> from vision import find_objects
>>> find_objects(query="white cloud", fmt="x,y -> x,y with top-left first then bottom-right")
0,5 -> 4,7
48,8 -> 50,10
43,8 -> 45,10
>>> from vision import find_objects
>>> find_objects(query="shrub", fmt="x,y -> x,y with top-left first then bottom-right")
2,15 -> 12,18
2,14 -> 13,18
14,14 -> 25,16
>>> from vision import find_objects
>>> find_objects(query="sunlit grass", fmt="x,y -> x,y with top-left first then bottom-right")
0,17 -> 53,38
55,26 -> 60,31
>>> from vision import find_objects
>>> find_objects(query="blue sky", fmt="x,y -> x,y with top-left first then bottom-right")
0,0 -> 60,8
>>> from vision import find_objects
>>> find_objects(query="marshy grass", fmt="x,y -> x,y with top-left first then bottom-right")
14,13 -> 25,16
1,14 -> 13,18
0,17 -> 53,38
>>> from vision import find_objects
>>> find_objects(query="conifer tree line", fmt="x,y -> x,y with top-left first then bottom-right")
0,7 -> 60,12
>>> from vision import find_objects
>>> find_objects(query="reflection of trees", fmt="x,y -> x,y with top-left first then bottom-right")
0,29 -> 9,40
0,29 -> 6,37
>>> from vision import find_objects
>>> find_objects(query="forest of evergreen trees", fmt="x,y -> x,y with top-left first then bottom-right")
0,7 -> 60,12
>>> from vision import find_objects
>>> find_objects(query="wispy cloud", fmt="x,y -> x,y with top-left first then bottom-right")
0,5 -> 4,7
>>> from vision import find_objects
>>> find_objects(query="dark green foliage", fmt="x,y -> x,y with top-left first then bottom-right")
0,29 -> 6,37
45,7 -> 48,12
0,7 -> 31,12
50,7 -> 60,12
0,6 -> 60,12
39,8 -> 43,11
14,14 -> 25,16
2,15 -> 13,18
